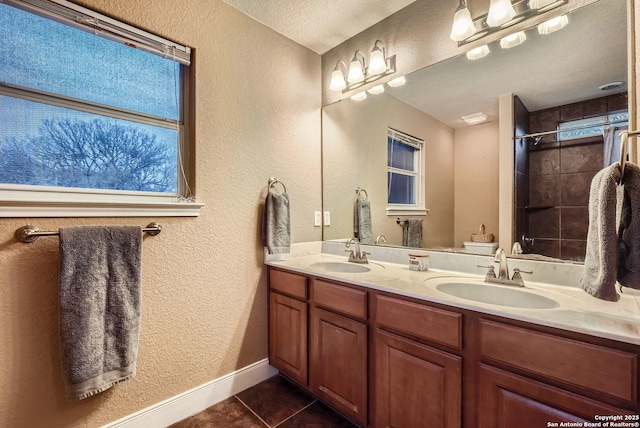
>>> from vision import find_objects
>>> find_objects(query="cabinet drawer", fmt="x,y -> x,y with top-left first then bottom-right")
313,280 -> 367,320
376,295 -> 462,349
480,320 -> 637,403
270,269 -> 307,300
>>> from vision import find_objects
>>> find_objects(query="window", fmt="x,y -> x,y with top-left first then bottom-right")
0,0 -> 200,216
558,111 -> 628,141
387,128 -> 426,215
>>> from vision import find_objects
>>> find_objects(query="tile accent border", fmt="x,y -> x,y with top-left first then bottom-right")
102,359 -> 278,428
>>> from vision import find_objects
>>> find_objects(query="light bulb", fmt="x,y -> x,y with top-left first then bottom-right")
367,85 -> 384,95
450,3 -> 475,41
538,15 -> 569,35
387,76 -> 406,87
347,54 -> 365,84
466,45 -> 490,60
329,66 -> 346,91
486,0 -> 516,27
500,31 -> 526,49
368,45 -> 387,75
350,91 -> 367,101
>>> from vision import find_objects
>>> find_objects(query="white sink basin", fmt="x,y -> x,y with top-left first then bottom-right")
435,281 -> 559,309
309,261 -> 371,273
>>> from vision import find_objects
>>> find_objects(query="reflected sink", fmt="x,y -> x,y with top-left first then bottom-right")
309,261 -> 371,273
436,281 -> 559,309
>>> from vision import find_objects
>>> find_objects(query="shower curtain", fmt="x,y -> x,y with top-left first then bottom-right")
603,126 -> 627,166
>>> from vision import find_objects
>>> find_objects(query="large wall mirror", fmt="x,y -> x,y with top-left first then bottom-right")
321,0 -> 627,262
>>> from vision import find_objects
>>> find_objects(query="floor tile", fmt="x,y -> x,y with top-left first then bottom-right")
276,401 -> 357,428
169,397 -> 266,428
235,375 -> 316,426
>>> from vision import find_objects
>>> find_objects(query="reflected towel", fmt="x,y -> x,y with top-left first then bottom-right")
354,199 -> 373,244
59,226 -> 142,400
617,163 -> 640,290
580,164 -> 621,301
262,190 -> 291,254
402,218 -> 423,248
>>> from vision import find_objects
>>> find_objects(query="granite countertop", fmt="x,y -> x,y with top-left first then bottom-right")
266,249 -> 640,346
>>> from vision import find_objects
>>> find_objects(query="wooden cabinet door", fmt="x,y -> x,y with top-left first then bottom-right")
478,364 -> 636,428
269,292 -> 308,385
310,307 -> 367,426
374,329 -> 462,428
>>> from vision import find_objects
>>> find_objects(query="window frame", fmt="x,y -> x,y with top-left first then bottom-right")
0,0 -> 202,217
386,128 -> 427,215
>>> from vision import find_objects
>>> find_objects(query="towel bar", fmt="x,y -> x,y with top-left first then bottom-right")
268,177 -> 287,193
355,187 -> 368,200
618,130 -> 640,184
15,222 -> 162,243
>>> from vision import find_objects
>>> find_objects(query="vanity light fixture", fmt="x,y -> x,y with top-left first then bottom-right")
466,44 -> 490,60
537,14 -> 568,35
329,40 -> 397,93
486,0 -> 517,27
528,0 -> 557,9
367,84 -> 385,95
329,60 -> 347,91
350,91 -> 367,101
500,31 -> 526,49
453,0 -> 567,46
368,40 -> 388,76
461,112 -> 488,125
450,0 -> 476,42
347,50 -> 366,84
387,76 -> 406,87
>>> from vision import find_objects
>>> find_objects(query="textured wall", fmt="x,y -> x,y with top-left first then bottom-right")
0,1 -> 321,426
453,122 -> 500,248
322,93 -> 454,248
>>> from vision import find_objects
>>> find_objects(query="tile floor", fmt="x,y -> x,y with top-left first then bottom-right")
169,374 -> 356,427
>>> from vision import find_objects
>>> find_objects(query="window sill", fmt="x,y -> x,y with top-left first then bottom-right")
386,208 -> 429,216
0,199 -> 204,217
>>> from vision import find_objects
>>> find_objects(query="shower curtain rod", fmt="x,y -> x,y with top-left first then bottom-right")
515,118 -> 629,140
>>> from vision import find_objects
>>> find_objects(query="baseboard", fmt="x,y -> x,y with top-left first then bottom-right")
102,359 -> 278,428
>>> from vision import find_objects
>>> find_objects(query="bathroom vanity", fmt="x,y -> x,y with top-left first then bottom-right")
266,246 -> 640,428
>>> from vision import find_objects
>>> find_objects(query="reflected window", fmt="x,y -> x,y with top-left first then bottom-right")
387,128 -> 424,212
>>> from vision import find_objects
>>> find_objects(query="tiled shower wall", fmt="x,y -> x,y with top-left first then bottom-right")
524,92 -> 627,261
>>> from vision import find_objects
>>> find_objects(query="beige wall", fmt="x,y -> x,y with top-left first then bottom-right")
322,93 -> 455,248
0,1 -> 321,427
453,122 -> 500,248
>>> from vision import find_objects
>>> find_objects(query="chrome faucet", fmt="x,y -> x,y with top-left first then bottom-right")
477,248 -> 532,287
375,234 -> 387,245
494,247 -> 509,280
345,238 -> 369,264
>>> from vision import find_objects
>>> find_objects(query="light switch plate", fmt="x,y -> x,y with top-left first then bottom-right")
323,211 -> 331,226
314,211 -> 322,226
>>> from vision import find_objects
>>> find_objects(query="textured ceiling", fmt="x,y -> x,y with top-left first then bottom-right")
223,0 -> 416,54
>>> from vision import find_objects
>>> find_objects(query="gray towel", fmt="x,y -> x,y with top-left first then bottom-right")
580,164 -> 621,301
402,218 -> 423,248
618,163 -> 640,290
262,190 -> 290,254
354,199 -> 373,244
59,226 -> 142,400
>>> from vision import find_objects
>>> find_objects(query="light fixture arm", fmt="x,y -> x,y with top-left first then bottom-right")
334,60 -> 347,75
352,50 -> 366,69
372,40 -> 386,57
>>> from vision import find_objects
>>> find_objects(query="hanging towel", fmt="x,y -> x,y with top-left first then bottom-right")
581,164 -> 620,301
262,189 -> 290,254
59,226 -> 142,400
354,198 -> 373,244
402,218 -> 423,248
617,162 -> 640,290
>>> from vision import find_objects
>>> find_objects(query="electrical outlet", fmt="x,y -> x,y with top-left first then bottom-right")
324,211 -> 331,226
314,211 -> 322,227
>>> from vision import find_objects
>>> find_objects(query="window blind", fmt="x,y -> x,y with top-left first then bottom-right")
3,0 -> 191,65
